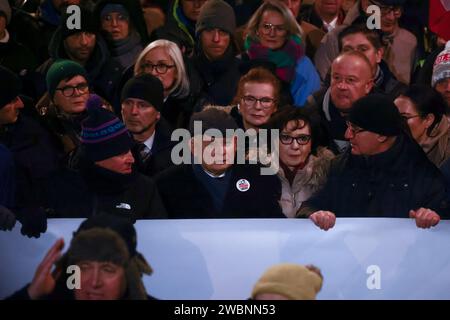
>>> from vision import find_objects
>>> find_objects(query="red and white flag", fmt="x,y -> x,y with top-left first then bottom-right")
430,0 -> 450,41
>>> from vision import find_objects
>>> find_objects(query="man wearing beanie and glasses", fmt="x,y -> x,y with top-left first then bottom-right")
299,94 -> 449,230
191,0 -> 242,106
40,95 -> 167,221
33,7 -> 122,103
121,74 -> 175,177
7,214 -> 158,300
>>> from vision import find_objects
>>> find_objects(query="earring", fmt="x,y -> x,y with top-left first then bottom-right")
237,103 -> 240,110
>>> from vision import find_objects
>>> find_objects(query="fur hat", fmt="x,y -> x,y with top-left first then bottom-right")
432,41 -> 450,87
56,215 -> 152,300
251,264 -> 323,300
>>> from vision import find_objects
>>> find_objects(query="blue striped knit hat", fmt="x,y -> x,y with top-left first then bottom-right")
81,94 -> 132,161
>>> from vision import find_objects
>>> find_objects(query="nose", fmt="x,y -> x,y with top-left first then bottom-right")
336,80 -> 348,90
15,97 -> 24,109
194,0 -> 202,8
213,30 -> 220,42
269,26 -> 276,36
130,102 -> 139,114
111,17 -> 118,27
291,139 -> 301,149
125,151 -> 135,164
344,126 -> 353,140
90,267 -> 103,288
80,33 -> 88,45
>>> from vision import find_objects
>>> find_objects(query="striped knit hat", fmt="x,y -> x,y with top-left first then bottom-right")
81,94 -> 132,161
432,41 -> 450,87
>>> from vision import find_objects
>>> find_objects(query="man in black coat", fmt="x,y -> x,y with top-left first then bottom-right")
156,108 -> 284,219
120,74 -> 176,177
299,94 -> 449,230
32,7 -> 122,103
42,95 -> 167,222
190,0 -> 241,106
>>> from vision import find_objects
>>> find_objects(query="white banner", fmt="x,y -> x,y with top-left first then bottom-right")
1,218 -> 450,300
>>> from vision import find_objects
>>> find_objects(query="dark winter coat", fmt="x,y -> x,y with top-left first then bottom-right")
191,47 -> 241,106
301,134 -> 449,218
34,30 -> 123,104
155,163 -> 284,219
42,163 -> 167,222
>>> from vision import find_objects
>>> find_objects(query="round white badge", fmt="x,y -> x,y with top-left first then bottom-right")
236,179 -> 251,192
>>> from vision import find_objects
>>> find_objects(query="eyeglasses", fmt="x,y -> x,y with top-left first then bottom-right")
141,62 -> 175,74
346,121 -> 366,135
280,133 -> 311,145
259,23 -> 287,35
55,82 -> 89,97
241,95 -> 276,109
101,13 -> 129,23
369,0 -> 402,15
401,114 -> 421,121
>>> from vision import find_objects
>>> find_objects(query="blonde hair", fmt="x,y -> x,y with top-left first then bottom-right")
134,39 -> 190,98
246,0 -> 303,42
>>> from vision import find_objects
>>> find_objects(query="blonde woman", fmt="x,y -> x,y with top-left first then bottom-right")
244,0 -> 321,107
134,39 -> 205,129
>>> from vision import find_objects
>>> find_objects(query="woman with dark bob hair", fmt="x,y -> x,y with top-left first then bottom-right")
394,85 -> 450,168
266,106 -> 334,218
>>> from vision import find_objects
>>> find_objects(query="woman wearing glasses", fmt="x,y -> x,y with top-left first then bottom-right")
36,60 -> 112,167
394,85 -> 450,168
95,0 -> 149,69
231,67 -> 281,131
134,39 -> 205,129
244,0 -> 321,107
267,106 -> 334,218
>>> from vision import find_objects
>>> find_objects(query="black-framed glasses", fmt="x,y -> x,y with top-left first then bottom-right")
141,62 -> 175,74
346,121 -> 366,135
241,95 -> 275,109
369,0 -> 402,15
55,82 -> 89,97
400,114 -> 421,121
259,23 -> 287,35
280,133 -> 311,145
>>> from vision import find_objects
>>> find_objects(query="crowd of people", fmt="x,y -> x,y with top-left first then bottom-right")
1,0 -> 450,299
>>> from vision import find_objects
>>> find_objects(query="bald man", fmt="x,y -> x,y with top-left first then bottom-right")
305,51 -> 374,153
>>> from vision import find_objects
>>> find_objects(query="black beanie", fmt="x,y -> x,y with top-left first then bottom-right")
60,7 -> 97,40
80,94 -> 132,161
195,0 -> 236,36
189,108 -> 238,136
121,74 -> 164,111
0,66 -> 21,109
348,94 -> 402,137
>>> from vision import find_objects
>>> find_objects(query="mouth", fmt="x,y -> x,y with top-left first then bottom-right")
86,292 -> 104,300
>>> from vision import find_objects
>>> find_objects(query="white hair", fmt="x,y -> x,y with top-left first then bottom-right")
134,39 -> 190,98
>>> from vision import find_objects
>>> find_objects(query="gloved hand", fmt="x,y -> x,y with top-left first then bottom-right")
17,206 -> 47,238
0,205 -> 17,231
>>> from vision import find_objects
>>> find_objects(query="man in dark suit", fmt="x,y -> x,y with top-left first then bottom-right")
156,108 -> 284,219
121,74 -> 175,177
